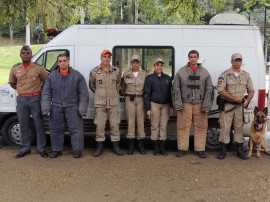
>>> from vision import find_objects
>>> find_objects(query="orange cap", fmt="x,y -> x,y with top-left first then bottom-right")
101,50 -> 112,56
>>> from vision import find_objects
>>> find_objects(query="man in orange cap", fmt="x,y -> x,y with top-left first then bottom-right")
89,50 -> 123,157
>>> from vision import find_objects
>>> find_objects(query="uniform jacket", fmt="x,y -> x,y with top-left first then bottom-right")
9,62 -> 48,94
41,67 -> 89,116
121,69 -> 147,95
172,63 -> 213,112
217,67 -> 254,98
143,72 -> 172,111
89,64 -> 120,108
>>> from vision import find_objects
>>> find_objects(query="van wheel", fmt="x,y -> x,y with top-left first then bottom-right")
2,116 -> 35,146
206,122 -> 233,150
206,124 -> 221,150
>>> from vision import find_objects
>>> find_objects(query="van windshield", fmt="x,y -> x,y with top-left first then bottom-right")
113,46 -> 174,77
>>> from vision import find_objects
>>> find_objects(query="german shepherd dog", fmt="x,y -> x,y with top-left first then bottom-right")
247,106 -> 270,158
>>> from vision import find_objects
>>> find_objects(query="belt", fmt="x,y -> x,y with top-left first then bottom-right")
18,92 -> 41,97
126,94 -> 143,97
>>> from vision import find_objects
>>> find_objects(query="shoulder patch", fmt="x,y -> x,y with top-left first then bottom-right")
34,62 -> 42,66
12,63 -> 21,67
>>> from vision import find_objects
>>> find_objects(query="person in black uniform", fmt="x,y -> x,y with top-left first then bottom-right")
143,58 -> 173,156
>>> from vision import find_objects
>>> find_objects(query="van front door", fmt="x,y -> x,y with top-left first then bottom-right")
32,46 -> 75,72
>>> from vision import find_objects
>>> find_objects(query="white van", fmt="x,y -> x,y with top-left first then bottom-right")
0,14 -> 266,149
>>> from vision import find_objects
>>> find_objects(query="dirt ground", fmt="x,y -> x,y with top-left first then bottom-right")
0,140 -> 270,202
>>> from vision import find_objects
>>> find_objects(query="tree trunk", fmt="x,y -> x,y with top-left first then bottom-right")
9,24 -> 13,46
79,7 -> 85,24
25,18 -> 31,45
134,0 -> 138,24
127,0 -> 135,24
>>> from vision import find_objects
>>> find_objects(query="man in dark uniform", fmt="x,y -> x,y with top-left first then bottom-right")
9,45 -> 48,158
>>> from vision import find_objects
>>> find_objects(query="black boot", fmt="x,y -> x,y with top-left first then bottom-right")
153,140 -> 160,156
159,140 -> 167,156
236,143 -> 247,160
93,142 -> 104,157
138,139 -> 146,155
127,138 -> 134,155
112,141 -> 124,156
218,142 -> 227,160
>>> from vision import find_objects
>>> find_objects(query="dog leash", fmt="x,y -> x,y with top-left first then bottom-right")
242,101 -> 250,124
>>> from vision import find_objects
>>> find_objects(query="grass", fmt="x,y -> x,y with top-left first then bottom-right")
0,45 -> 43,85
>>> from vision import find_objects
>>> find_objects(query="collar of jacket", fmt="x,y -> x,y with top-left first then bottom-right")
153,71 -> 164,77
58,66 -> 72,73
228,67 -> 245,75
18,62 -> 36,69
186,62 -> 202,69
97,64 -> 116,73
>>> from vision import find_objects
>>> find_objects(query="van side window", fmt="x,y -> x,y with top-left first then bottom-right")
36,54 -> 44,66
44,50 -> 70,71
113,46 -> 174,77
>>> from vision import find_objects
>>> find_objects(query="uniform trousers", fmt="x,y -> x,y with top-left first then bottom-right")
150,102 -> 170,141
16,95 -> 46,152
125,96 -> 145,139
49,105 -> 84,152
177,102 -> 207,151
94,106 -> 120,142
219,103 -> 244,144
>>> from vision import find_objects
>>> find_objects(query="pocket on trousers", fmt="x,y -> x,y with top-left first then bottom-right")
109,96 -> 119,106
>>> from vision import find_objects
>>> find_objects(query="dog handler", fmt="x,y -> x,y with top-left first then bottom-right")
217,53 -> 254,160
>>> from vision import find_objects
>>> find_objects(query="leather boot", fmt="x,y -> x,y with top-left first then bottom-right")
138,139 -> 146,155
159,140 -> 167,156
127,138 -> 134,155
112,141 -> 124,156
93,142 -> 104,157
218,142 -> 227,160
236,143 -> 247,160
153,140 -> 160,156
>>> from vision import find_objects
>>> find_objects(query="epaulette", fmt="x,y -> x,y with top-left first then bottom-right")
34,62 -> 42,66
146,73 -> 154,78
222,69 -> 230,74
12,63 -> 21,68
93,66 -> 100,72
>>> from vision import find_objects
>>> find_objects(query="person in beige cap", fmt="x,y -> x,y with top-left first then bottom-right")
121,55 -> 147,155
217,53 -> 254,160
143,57 -> 173,156
172,50 -> 213,159
89,49 -> 124,157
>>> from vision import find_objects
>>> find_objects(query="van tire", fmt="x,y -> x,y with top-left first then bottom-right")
206,121 -> 233,150
2,116 -> 36,146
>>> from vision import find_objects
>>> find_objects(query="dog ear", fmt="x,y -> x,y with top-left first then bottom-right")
254,106 -> 259,115
263,107 -> 268,116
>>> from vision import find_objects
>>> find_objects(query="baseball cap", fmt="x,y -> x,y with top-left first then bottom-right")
131,55 -> 141,62
20,45 -> 32,53
154,58 -> 164,65
231,53 -> 242,60
101,49 -> 112,57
